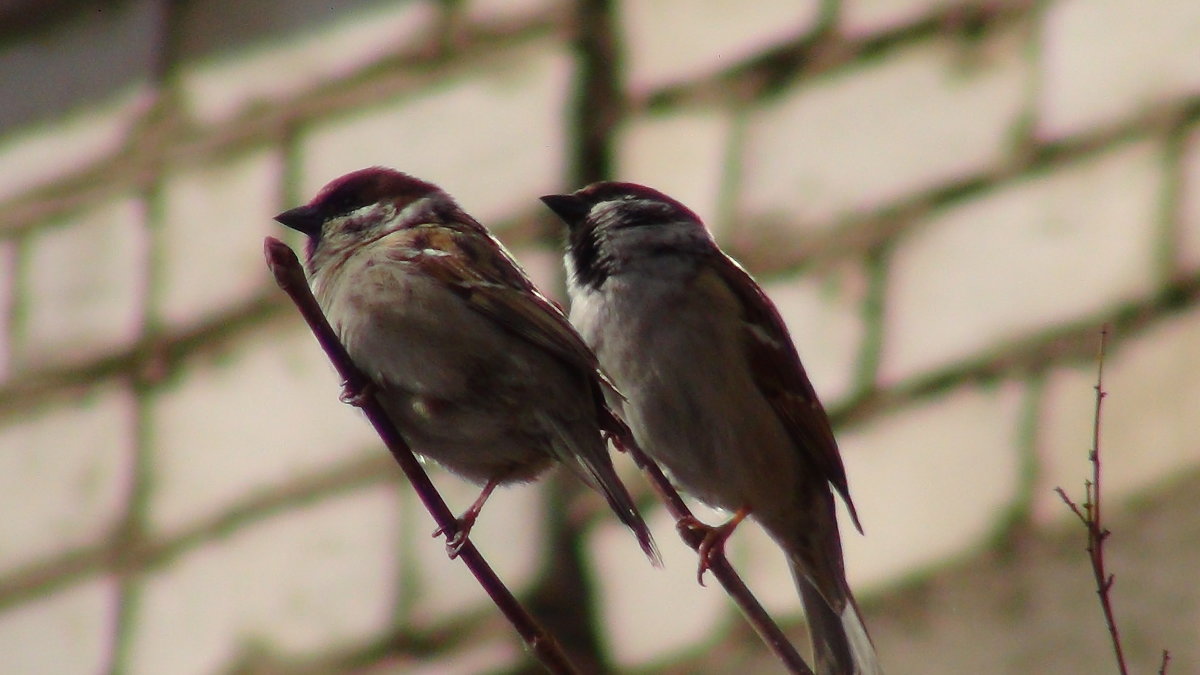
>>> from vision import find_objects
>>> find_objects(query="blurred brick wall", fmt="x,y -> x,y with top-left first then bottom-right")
0,0 -> 1197,673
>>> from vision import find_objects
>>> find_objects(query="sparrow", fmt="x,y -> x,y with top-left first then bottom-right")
274,167 -> 657,563
543,182 -> 882,674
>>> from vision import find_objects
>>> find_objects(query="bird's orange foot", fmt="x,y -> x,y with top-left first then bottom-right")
431,479 -> 499,559
339,379 -> 375,407
432,513 -> 478,559
677,507 -> 751,585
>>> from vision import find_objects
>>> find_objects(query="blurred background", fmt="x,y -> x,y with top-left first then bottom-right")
1,0 -> 1198,673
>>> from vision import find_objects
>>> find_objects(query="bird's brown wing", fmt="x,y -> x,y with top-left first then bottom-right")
394,223 -> 657,559
708,251 -> 862,532
386,223 -> 602,376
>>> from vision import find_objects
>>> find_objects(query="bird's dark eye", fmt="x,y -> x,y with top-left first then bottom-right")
615,202 -> 674,229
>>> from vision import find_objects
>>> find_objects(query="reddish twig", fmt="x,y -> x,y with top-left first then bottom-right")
1159,649 -> 1171,675
611,430 -> 814,675
264,237 -> 579,675
1054,327 -> 1130,675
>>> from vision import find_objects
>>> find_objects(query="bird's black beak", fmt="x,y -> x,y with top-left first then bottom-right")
274,205 -> 324,237
540,194 -> 590,229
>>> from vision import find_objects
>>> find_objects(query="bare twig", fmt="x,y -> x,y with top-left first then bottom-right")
611,431 -> 815,675
264,237 -> 579,675
1055,326 -> 1131,675
1159,649 -> 1171,674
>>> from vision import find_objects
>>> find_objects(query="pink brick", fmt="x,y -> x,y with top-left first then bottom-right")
843,0 -> 967,36
146,326 -> 380,531
0,242 -> 12,382
158,152 -> 280,326
0,386 -> 133,571
1039,0 -> 1200,138
882,142 -> 1160,382
1179,126 -> 1200,275
15,197 -> 147,371
742,38 -> 1027,229
762,267 -> 868,406
130,489 -> 398,675
593,505 -> 727,662
621,0 -> 819,91
838,383 -> 1026,588
179,2 -> 437,123
0,92 -> 145,204
0,578 -> 116,675
300,47 -> 570,227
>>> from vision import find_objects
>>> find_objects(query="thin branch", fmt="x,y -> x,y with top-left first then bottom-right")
1055,327 -> 1130,675
1084,327 -> 1126,673
264,237 -> 579,675
610,431 -> 814,675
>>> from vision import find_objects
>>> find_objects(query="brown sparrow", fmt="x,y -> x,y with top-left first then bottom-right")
275,167 -> 657,562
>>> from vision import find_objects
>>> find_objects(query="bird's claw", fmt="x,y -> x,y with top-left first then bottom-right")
432,517 -> 475,559
430,479 -> 498,559
676,516 -> 718,585
339,380 -> 375,407
677,508 -> 750,586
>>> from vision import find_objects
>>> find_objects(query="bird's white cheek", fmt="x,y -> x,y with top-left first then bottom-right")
563,255 -> 582,293
565,286 -> 607,348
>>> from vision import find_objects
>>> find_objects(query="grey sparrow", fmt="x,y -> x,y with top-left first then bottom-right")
543,182 -> 880,674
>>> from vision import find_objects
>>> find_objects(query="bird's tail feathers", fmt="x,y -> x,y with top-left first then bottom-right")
594,470 -> 661,565
546,415 -> 660,565
793,558 -> 883,675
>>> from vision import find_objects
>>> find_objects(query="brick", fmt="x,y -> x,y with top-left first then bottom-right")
178,2 -> 437,123
401,642 -> 519,675
592,505 -> 727,663
0,0 -> 157,129
0,91 -> 144,204
146,325 -> 380,531
1179,125 -> 1200,275
0,578 -> 116,675
616,109 -> 732,235
0,0 -> 158,199
128,488 -> 398,675
837,382 -> 1026,588
620,0 -> 820,91
157,152 -> 279,326
403,475 -> 544,626
505,245 -> 567,304
467,0 -> 554,22
881,142 -> 1161,382
0,0 -> 159,199
762,266 -> 868,406
0,387 -> 133,572
741,36 -> 1028,229
1036,314 -> 1200,524
842,0 -> 964,36
300,46 -> 569,227
1039,0 -> 1200,139
14,197 -> 147,371
0,242 -> 12,382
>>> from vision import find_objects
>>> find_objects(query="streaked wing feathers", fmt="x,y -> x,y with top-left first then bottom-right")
708,252 -> 862,532
386,223 -> 600,376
